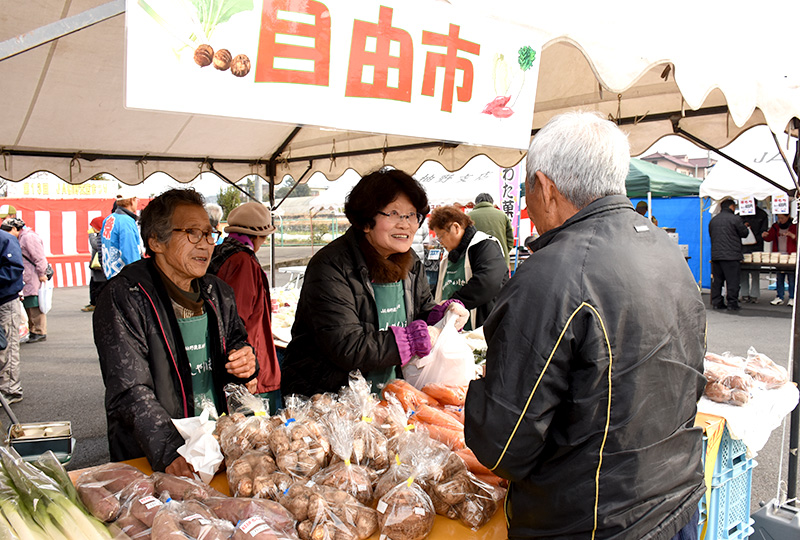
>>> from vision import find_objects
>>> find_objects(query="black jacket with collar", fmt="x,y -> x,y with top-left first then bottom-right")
464,195 -> 707,539
93,258 -> 253,471
281,227 -> 436,396
709,206 -> 749,260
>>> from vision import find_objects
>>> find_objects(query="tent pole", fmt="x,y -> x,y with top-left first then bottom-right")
787,119 -> 800,506
647,191 -> 652,221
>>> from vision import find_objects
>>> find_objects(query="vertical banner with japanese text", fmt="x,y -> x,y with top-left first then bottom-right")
125,0 -> 543,150
499,164 -> 521,240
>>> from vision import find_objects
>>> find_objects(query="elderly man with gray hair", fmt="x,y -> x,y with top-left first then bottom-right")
464,112 -> 706,540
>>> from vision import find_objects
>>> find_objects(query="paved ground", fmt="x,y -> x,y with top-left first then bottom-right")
4,260 -> 798,516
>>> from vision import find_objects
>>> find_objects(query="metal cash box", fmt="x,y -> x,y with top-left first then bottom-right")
7,421 -> 74,463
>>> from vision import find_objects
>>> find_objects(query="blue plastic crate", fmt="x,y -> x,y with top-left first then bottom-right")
697,459 -> 755,540
711,426 -> 749,486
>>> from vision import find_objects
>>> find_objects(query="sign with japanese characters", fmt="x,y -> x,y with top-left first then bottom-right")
499,164 -> 521,235
738,196 -> 755,216
126,0 -> 542,150
772,194 -> 790,214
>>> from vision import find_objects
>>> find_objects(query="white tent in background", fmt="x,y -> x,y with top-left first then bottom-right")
699,127 -> 797,203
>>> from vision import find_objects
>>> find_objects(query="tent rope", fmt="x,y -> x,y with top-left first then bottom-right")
69,154 -> 82,183
136,154 -> 149,181
382,136 -> 388,166
0,148 -> 8,171
329,139 -> 336,171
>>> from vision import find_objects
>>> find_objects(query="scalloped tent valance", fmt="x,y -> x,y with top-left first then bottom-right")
2,0 -> 799,188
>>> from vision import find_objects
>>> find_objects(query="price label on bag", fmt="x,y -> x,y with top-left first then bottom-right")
773,194 -> 790,215
738,196 -> 755,216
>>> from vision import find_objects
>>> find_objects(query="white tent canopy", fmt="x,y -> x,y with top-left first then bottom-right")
2,0 -> 800,187
309,156 -> 515,212
700,127 -> 798,202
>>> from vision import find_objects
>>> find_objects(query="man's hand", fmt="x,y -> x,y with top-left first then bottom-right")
165,456 -> 194,478
38,276 -> 47,283
762,231 -> 769,239
226,346 -> 256,378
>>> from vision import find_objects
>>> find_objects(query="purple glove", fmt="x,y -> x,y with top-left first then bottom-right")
427,299 -> 466,326
390,320 -> 433,366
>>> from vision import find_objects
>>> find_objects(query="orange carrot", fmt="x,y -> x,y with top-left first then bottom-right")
422,383 -> 468,406
413,404 -> 464,431
410,417 -> 465,449
455,448 -> 492,476
473,472 -> 507,488
383,379 -> 439,411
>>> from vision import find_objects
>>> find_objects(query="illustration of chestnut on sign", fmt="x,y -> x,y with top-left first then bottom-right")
193,44 -> 250,78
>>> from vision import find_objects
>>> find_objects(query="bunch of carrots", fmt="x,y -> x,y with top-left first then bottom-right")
380,380 -> 503,487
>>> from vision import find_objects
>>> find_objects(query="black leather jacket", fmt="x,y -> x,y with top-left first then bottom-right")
281,228 -> 436,396
465,196 -> 707,539
93,258 -> 253,471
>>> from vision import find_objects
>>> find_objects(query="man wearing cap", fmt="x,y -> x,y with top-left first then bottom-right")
102,193 -> 142,279
469,193 -> 515,266
0,205 -> 17,220
82,216 -> 108,312
208,202 -> 281,410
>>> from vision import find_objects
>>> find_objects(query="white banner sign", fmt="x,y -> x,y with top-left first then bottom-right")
772,194 -> 790,214
738,196 -> 755,216
5,174 -> 115,199
126,0 -> 542,150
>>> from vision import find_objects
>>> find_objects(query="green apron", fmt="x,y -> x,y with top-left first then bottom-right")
177,313 -> 217,416
370,281 -> 407,391
441,257 -> 472,330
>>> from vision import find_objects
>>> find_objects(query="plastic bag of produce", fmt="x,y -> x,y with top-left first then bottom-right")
314,415 -> 375,506
338,372 -> 390,473
268,397 -> 330,477
151,471 -> 226,501
227,450 -> 283,498
224,383 -> 270,416
299,486 -> 378,540
402,311 -> 475,389
205,496 -> 298,539
217,414 -> 280,465
704,352 -> 753,406
75,462 -> 149,521
150,498 -> 234,540
745,346 -> 789,389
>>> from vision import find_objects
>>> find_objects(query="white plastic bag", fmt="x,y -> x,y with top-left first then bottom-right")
403,310 -> 475,389
37,279 -> 54,314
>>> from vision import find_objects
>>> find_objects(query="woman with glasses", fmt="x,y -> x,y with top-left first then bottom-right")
208,202 -> 282,412
429,205 -> 508,331
281,169 -> 468,396
94,188 -> 257,477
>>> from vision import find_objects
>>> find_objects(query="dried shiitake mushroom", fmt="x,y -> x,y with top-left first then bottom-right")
194,44 -> 214,67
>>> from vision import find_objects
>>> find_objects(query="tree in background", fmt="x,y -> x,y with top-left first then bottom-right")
217,186 -> 242,219
276,178 -> 311,198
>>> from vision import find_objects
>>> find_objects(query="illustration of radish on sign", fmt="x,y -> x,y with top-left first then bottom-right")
482,45 -> 536,119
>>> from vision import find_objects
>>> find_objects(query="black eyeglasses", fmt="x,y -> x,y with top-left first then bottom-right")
172,228 -> 221,244
376,210 -> 425,227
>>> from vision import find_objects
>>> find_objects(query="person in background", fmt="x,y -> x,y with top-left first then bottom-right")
82,216 -> 108,312
93,188 -> 257,476
281,168 -> 468,396
0,228 -> 24,404
740,204 -> 769,303
429,205 -> 508,330
204,202 -> 225,245
709,198 -> 749,311
102,193 -> 142,279
208,202 -> 282,412
468,193 -> 515,266
0,205 -> 17,220
763,213 -> 797,306
464,112 -> 706,539
635,200 -> 658,226
1,218 -> 49,343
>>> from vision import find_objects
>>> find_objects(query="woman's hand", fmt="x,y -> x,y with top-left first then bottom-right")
226,346 -> 256,378
38,276 -> 47,283
762,231 -> 769,239
446,301 -> 470,330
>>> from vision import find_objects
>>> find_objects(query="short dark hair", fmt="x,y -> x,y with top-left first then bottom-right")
140,188 -> 205,257
721,199 -> 736,211
429,204 -> 472,230
475,193 -> 493,204
344,169 -> 429,230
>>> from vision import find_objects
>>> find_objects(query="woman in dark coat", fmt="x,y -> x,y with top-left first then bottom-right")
281,169 -> 467,396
